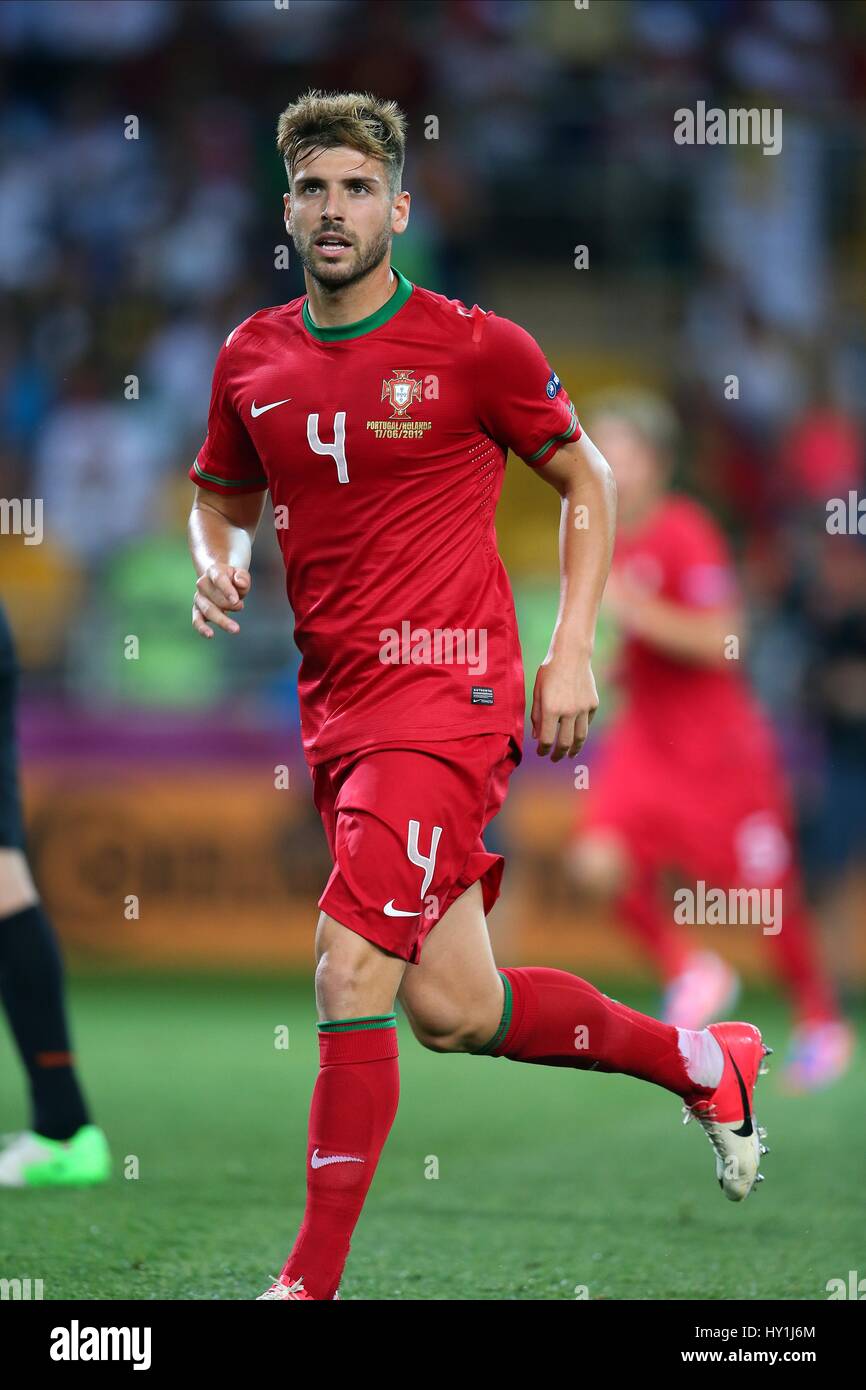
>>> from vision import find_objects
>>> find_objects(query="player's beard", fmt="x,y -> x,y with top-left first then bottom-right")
297,220 -> 392,293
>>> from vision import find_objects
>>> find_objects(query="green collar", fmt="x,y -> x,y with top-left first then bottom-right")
302,267 -> 414,342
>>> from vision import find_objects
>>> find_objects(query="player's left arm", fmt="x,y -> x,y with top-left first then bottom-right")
531,431 -> 617,760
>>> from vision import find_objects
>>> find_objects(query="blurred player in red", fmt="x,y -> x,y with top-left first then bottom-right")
566,392 -> 853,1092
187,93 -> 774,1302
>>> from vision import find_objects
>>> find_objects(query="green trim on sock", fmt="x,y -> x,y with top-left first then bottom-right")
471,971 -> 513,1055
318,1013 -> 397,1034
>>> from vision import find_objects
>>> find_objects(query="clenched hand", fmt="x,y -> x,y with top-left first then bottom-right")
192,565 -> 251,639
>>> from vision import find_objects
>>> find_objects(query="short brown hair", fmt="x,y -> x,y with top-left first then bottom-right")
587,388 -> 681,464
276,89 -> 407,196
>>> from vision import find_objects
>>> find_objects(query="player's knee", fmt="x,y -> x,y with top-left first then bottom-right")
566,835 -> 627,901
0,848 -> 38,918
315,953 -> 356,1014
314,928 -> 394,1019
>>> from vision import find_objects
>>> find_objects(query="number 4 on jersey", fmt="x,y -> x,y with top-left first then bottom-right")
307,411 -> 349,484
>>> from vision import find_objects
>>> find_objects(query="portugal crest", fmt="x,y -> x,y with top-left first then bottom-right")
381,369 -> 422,418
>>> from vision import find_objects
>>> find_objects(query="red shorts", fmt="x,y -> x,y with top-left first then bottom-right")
311,733 -> 520,963
582,715 -> 796,889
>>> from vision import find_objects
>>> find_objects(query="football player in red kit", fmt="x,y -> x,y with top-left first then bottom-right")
566,392 -> 853,1093
187,92 -> 772,1302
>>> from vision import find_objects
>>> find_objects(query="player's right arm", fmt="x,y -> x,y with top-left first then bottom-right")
188,328 -> 269,638
605,503 -> 744,669
188,487 -> 266,639
605,571 -> 743,669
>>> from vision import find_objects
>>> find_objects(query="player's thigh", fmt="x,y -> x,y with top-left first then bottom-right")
398,881 -> 503,1049
685,801 -> 795,892
318,738 -> 506,966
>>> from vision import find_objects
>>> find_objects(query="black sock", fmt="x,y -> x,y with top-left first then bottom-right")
0,903 -> 91,1141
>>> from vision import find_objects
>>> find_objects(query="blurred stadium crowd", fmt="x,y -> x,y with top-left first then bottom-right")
1,0 -> 865,897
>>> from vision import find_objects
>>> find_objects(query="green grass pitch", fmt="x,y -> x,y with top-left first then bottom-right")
1,975 -> 863,1300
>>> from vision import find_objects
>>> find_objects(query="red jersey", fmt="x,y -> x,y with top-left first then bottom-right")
190,269 -> 579,764
613,494 -> 771,754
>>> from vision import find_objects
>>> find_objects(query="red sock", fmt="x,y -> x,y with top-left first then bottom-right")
768,877 -> 838,1024
282,1015 -> 399,1300
476,967 -> 705,1099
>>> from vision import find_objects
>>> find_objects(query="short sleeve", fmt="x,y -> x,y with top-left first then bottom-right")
189,337 -> 268,495
668,503 -> 738,609
475,312 -> 580,467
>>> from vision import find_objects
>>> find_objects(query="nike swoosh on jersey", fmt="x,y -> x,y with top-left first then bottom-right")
383,900 -> 422,918
310,1149 -> 365,1169
250,398 -> 292,417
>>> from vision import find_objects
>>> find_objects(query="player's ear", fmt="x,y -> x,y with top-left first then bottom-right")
283,191 -> 293,234
391,190 -> 410,237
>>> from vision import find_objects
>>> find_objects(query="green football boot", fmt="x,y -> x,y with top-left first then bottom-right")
0,1125 -> 111,1187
